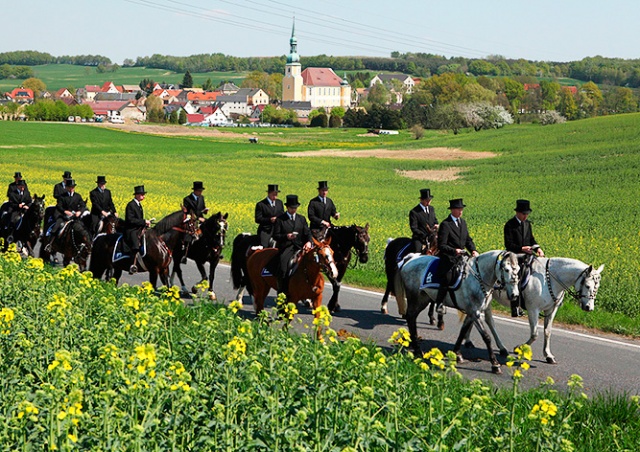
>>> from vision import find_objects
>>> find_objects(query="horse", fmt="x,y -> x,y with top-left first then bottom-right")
381,225 -> 439,321
170,212 -> 229,299
98,214 -> 124,235
1,194 -> 46,256
323,224 -> 370,313
39,217 -> 93,271
89,209 -> 198,289
474,257 -> 604,365
394,250 -> 520,374
245,237 -> 338,315
230,232 -> 262,302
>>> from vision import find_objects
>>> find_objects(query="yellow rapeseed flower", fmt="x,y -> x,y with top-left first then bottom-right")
388,328 -> 411,348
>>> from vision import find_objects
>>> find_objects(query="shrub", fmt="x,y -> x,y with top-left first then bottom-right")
539,110 -> 567,125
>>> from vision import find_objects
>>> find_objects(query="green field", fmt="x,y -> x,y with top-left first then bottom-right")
0,116 -> 639,336
0,64 -> 246,92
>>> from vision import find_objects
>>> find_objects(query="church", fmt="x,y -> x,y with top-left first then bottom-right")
282,22 -> 352,110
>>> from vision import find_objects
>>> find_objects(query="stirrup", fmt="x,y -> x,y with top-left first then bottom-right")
129,264 -> 138,274
44,242 -> 53,253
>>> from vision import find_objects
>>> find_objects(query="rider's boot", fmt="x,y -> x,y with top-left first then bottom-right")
511,296 -> 524,317
434,286 -> 448,316
129,251 -> 140,274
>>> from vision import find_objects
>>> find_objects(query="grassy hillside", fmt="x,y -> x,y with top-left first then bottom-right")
0,115 -> 639,335
0,64 -> 246,92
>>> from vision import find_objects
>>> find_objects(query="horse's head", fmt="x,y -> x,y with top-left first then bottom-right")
312,236 -> 338,279
31,194 -> 46,221
71,219 -> 92,271
102,215 -> 122,235
212,212 -> 229,247
495,251 -> 520,303
576,264 -> 604,312
354,223 -> 370,263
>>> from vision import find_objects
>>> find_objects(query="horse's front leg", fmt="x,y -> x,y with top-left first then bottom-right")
542,307 -> 560,364
405,292 -> 429,354
524,307 -> 541,350
483,307 -> 508,357
326,276 -> 341,313
462,313 -> 501,374
199,260 -> 216,300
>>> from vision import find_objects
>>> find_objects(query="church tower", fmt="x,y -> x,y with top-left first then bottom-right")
282,19 -> 303,102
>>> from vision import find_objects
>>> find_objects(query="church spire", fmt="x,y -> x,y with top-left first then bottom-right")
287,17 -> 300,64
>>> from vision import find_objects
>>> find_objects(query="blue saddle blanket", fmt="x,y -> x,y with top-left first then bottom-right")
112,234 -> 146,262
420,258 -> 463,290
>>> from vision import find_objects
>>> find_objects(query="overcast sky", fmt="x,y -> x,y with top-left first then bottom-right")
2,0 -> 639,64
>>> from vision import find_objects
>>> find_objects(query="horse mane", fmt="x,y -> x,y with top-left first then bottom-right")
153,210 -> 185,234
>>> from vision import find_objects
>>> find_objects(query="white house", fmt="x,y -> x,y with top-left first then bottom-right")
204,107 -> 231,126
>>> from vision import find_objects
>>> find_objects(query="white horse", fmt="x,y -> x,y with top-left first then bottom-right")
483,257 -> 604,364
395,250 -> 520,374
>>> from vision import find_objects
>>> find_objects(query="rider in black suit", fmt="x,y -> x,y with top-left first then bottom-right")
3,179 -> 31,231
53,171 -> 73,200
433,198 -> 478,311
124,185 -> 151,273
504,199 -> 545,316
48,179 -> 89,247
182,181 -> 208,221
409,188 -> 438,253
255,184 -> 284,247
6,172 -> 28,198
273,194 -> 313,295
308,180 -> 339,239
89,175 -> 117,234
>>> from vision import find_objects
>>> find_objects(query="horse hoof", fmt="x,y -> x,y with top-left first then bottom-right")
437,321 -> 445,331
330,304 -> 341,313
499,349 -> 509,357
492,365 -> 502,375
546,357 -> 558,365
456,354 -> 465,364
464,341 -> 475,349
429,317 -> 435,325
303,299 -> 313,309
381,307 -> 388,315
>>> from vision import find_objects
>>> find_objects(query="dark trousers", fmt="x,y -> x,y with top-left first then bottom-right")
434,256 -> 456,305
125,228 -> 141,252
277,246 -> 298,294
259,230 -> 273,248
412,239 -> 424,254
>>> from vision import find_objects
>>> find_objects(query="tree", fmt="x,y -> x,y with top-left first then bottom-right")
410,124 -> 424,139
502,77 -> 525,114
202,78 -> 214,91
578,81 -> 603,117
426,104 -> 464,134
140,78 -> 156,94
182,70 -> 193,88
558,87 -> 578,120
330,106 -> 345,118
329,113 -> 342,128
23,77 -> 46,96
169,110 -> 179,124
367,82 -> 391,106
178,109 -> 187,125
539,80 -> 561,111
604,87 -> 637,114
401,97 -> 427,127
310,113 -> 328,128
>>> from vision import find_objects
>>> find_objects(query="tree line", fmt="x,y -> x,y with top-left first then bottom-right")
0,51 -> 111,67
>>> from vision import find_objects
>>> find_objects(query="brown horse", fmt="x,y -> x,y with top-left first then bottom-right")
245,237 -> 338,315
89,209 -> 197,288
40,217 -> 93,270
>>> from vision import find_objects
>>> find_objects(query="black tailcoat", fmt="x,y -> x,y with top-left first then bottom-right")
124,199 -> 146,249
504,216 -> 538,253
183,194 -> 207,218
409,204 -> 438,251
436,215 -> 477,280
255,197 -> 284,247
308,196 -> 337,230
273,212 -> 312,278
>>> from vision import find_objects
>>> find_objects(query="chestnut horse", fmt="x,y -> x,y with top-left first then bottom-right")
245,237 -> 338,314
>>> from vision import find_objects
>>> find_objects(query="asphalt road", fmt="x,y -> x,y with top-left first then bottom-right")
115,259 -> 640,396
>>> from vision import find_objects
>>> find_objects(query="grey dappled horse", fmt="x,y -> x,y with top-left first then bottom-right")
485,257 -> 604,364
395,250 -> 520,374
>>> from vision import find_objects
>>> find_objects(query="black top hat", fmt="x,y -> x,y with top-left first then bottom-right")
317,181 -> 329,190
62,171 -> 72,179
448,198 -> 466,209
515,199 -> 532,214
16,179 -> 26,187
267,184 -> 280,193
96,175 -> 107,184
420,188 -> 434,200
285,194 -> 300,207
133,185 -> 146,195
66,179 -> 77,187
192,181 -> 205,191
14,172 -> 22,179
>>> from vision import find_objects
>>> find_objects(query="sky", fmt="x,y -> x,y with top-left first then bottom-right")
2,0 -> 639,64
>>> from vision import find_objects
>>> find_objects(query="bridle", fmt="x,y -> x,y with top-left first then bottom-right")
469,251 -> 517,299
545,259 -> 594,307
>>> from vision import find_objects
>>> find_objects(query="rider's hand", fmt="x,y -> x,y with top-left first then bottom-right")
321,220 -> 331,228
471,250 -> 479,257
145,220 -> 151,227
522,246 -> 533,254
75,211 -> 81,217
270,216 -> 277,223
537,248 -> 545,257
102,211 -> 109,217
303,241 -> 313,251
456,248 -> 465,255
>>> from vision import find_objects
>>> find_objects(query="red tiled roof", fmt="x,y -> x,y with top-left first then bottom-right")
85,101 -> 131,115
55,88 -> 72,97
7,87 -> 34,99
187,92 -> 219,101
101,81 -> 123,93
524,83 -> 540,91
187,113 -> 205,123
300,68 -> 343,87
85,85 -> 101,92
199,106 -> 215,114
565,86 -> 578,94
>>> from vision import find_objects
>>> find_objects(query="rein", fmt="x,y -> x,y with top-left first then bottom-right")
545,259 -> 590,306
469,252 -> 509,299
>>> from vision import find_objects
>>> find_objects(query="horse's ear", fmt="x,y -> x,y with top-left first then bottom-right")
223,212 -> 229,219
596,264 -> 605,273
365,223 -> 369,231
216,211 -> 222,217
587,265 -> 593,273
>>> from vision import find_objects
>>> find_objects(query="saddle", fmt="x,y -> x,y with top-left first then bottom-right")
420,257 -> 464,291
113,233 -> 147,262
517,254 -> 535,291
261,249 -> 303,277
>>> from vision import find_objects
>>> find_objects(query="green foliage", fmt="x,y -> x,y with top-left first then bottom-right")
0,64 -> 34,80
0,254 -> 638,450
178,109 -> 187,125
309,112 -> 328,128
169,110 -> 179,124
182,70 -> 193,88
328,113 -> 342,128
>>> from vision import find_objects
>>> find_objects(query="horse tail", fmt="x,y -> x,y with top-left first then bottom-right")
231,233 -> 251,289
394,269 -> 407,317
88,235 -> 106,279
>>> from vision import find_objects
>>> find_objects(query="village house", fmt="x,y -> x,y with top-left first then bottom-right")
85,101 -> 146,122
5,87 -> 35,104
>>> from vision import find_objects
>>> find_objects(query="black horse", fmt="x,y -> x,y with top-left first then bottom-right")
40,217 -> 93,270
170,212 -> 228,299
90,209 -> 197,289
323,224 -> 370,313
380,226 -> 441,326
1,194 -> 46,256
230,232 -> 262,303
